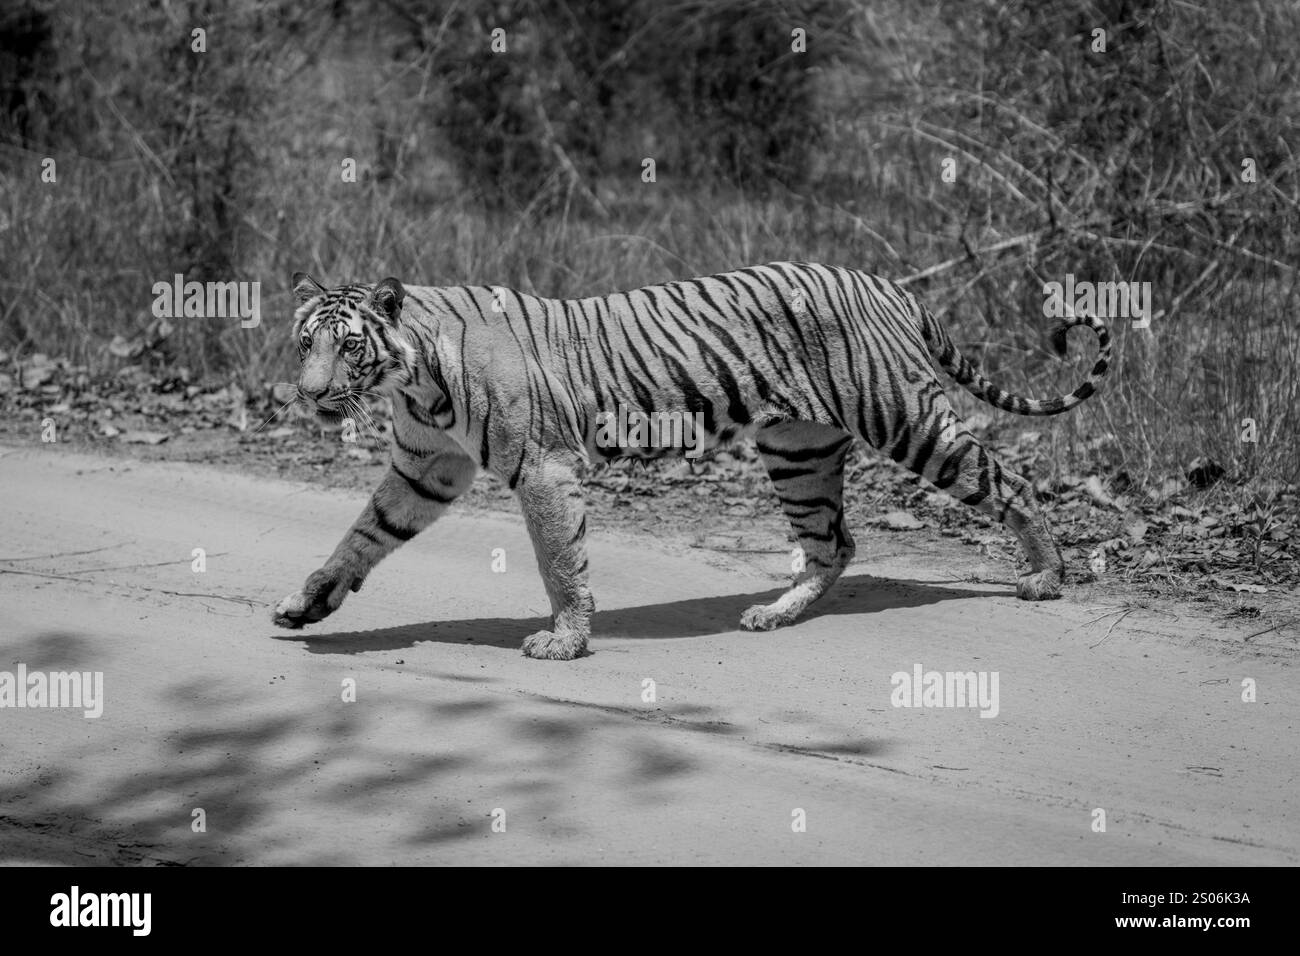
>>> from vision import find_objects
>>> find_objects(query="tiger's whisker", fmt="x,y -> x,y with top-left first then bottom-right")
253,398 -> 297,434
345,390 -> 384,431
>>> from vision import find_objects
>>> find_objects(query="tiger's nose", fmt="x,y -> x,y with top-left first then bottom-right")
299,383 -> 330,402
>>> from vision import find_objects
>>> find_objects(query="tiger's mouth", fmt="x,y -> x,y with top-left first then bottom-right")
296,389 -> 349,422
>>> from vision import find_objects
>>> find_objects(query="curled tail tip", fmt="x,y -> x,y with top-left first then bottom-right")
1057,312 -> 1113,345
1051,314 -> 1113,377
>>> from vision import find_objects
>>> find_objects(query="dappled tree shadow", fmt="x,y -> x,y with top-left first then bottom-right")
2,619 -> 892,864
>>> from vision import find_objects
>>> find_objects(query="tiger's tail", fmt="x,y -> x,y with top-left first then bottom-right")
918,304 -> 1111,416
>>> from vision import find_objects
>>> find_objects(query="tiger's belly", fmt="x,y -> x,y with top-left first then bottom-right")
584,403 -> 771,461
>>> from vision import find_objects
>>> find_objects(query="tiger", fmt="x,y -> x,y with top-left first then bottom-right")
272,262 -> 1110,660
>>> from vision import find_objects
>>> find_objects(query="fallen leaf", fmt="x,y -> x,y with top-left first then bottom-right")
1123,518 -> 1148,542
21,355 -> 57,388
1084,475 -> 1118,509
108,335 -> 143,359
120,430 -> 170,445
878,510 -> 924,530
1209,576 -> 1266,594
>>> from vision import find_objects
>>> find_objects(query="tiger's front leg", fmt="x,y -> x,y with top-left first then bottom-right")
515,457 -> 594,660
272,448 -> 476,628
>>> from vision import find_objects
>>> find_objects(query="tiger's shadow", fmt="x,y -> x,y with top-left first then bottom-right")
271,572 -> 1007,656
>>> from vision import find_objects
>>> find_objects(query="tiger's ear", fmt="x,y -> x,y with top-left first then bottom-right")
292,272 -> 326,303
372,277 -> 406,320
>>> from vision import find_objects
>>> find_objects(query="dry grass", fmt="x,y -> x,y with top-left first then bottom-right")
2,0 -> 1297,500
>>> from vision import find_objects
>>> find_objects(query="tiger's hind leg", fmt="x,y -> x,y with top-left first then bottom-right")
741,422 -> 857,632
888,394 -> 1065,600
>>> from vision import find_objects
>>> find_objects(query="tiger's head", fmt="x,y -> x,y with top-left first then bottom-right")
290,273 -> 416,421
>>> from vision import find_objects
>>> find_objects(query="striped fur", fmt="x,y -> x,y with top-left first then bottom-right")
273,262 -> 1111,660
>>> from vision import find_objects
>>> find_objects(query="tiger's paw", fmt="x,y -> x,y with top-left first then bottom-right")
272,566 -> 359,629
739,602 -> 797,632
521,629 -> 587,661
1015,570 -> 1063,601
272,591 -> 321,629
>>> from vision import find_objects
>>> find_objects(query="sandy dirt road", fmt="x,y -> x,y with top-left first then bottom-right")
1,444 -> 1295,865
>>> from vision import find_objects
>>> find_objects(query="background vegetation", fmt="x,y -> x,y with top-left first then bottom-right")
1,0 -> 1297,498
